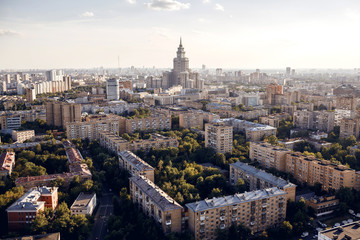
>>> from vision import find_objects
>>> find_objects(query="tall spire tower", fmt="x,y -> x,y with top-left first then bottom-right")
174,37 -> 189,73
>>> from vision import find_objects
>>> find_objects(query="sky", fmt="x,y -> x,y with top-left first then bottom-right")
1,0 -> 360,70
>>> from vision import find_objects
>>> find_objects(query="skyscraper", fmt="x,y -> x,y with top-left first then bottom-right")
161,38 -> 204,90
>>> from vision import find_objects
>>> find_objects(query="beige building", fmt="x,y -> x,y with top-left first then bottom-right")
118,150 -> 154,182
293,110 -> 335,132
99,132 -> 179,154
0,151 -> 15,177
12,130 -> 35,143
70,192 -> 97,216
230,161 -> 296,201
205,122 -> 233,154
46,102 -> 81,127
119,114 -> 171,134
129,175 -> 183,234
250,142 -> 360,192
179,112 -> 203,129
340,118 -> 359,139
66,117 -> 121,140
249,142 -> 291,171
186,187 -> 287,239
305,195 -> 339,216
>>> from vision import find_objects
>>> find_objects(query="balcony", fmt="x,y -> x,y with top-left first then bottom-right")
158,218 -> 162,223
232,217 -> 237,221
200,216 -> 205,221
220,224 -> 226,229
200,221 -> 205,225
166,220 -> 172,225
250,222 -> 255,226
220,216 -> 225,221
200,229 -> 205,233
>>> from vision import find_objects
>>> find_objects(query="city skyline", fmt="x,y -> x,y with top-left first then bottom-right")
1,0 -> 360,69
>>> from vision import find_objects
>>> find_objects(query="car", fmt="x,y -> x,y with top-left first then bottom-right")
349,209 -> 355,214
301,232 -> 309,238
316,227 -> 322,232
313,235 -> 318,239
348,219 -> 353,223
334,223 -> 340,227
357,213 -> 360,217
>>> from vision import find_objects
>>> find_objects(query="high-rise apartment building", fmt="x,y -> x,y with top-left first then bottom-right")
46,102 -> 81,127
340,118 -> 359,139
230,161 -> 296,201
0,114 -> 21,130
266,83 -> 283,105
205,122 -> 233,154
129,175 -> 183,234
186,187 -> 287,239
106,78 -> 120,101
118,150 -> 154,182
25,88 -> 36,102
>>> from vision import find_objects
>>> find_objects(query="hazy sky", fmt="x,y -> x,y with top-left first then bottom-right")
1,0 -> 360,69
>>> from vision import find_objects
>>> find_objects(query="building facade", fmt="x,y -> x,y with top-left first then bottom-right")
0,151 -> 15,177
6,187 -> 58,232
340,118 -> 359,139
70,193 -> 97,216
118,150 -> 154,182
12,130 -> 35,143
230,161 -> 296,201
205,122 -> 233,154
46,102 -> 81,127
129,175 -> 183,234
186,187 -> 287,239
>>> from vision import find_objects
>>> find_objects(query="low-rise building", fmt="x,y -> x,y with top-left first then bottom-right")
318,220 -> 360,240
70,192 -> 97,216
118,150 -> 154,182
6,186 -> 58,232
0,151 -> 15,177
129,175 -> 183,234
305,195 -> 339,216
186,187 -> 287,239
12,130 -> 35,143
230,161 -> 296,201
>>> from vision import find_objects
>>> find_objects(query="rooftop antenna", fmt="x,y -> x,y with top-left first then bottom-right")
118,56 -> 121,75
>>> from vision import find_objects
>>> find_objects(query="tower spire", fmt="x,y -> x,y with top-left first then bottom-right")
180,37 -> 182,47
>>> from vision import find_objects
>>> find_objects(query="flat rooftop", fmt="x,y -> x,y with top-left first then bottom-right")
186,187 -> 287,212
231,161 -> 296,189
130,175 -> 182,211
71,192 -> 96,210
320,221 -> 360,239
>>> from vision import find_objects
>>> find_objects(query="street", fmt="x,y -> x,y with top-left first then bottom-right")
88,190 -> 114,240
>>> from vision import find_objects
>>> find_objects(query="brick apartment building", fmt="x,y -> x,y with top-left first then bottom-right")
6,187 -> 58,232
118,150 -> 154,182
205,122 -> 233,154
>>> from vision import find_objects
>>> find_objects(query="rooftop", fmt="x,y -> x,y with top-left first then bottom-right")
7,187 -> 57,212
70,192 -> 96,210
130,175 -> 182,211
320,221 -> 360,240
186,187 -> 287,212
0,151 -> 15,172
118,150 -> 154,172
231,161 -> 296,189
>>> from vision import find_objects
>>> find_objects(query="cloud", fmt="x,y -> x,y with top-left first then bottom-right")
0,29 -> 21,37
214,3 -> 224,11
145,0 -> 190,11
127,0 -> 136,4
81,11 -> 94,17
202,0 -> 210,3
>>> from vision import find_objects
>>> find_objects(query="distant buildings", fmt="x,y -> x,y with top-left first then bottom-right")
119,114 -> 171,134
118,150 -> 154,182
205,122 -> 233,154
0,151 -> 15,177
266,83 -> 283,105
186,187 -> 287,239
70,192 -> 97,216
340,118 -> 359,139
129,175 -> 183,234
46,102 -> 81,127
6,186 -> 58,232
293,110 -> 335,132
161,39 -> 204,90
318,220 -> 360,240
106,78 -> 120,100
